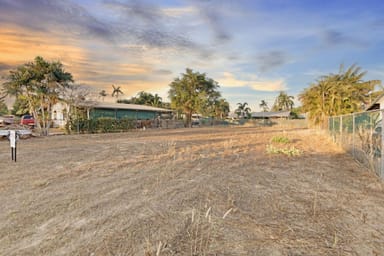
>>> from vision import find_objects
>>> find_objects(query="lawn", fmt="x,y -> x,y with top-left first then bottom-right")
0,126 -> 383,255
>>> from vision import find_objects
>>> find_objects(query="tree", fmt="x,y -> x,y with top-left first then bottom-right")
99,90 -> 107,101
111,85 -> 123,100
117,91 -> 164,107
152,93 -> 162,107
214,98 -> 230,119
235,102 -> 251,119
136,91 -> 156,105
299,64 -> 381,126
272,91 -> 294,111
168,68 -> 221,127
0,100 -> 8,115
2,56 -> 73,135
60,84 -> 90,133
11,95 -> 30,115
259,100 -> 269,112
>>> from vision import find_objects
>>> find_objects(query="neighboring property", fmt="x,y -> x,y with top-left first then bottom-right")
52,102 -> 68,128
365,93 -> 384,111
51,101 -> 174,128
251,110 -> 291,119
83,102 -> 173,120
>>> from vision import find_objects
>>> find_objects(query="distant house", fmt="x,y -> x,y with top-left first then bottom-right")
251,110 -> 291,119
365,93 -> 384,111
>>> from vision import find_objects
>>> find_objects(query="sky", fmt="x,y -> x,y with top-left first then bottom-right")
1,0 -> 384,111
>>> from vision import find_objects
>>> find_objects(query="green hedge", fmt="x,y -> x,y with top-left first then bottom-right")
67,118 -> 136,133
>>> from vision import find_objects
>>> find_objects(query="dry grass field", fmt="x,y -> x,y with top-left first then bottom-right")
0,126 -> 383,255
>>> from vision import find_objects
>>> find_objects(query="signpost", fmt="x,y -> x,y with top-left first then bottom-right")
0,129 -> 32,162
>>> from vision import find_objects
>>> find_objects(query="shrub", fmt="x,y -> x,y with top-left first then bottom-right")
68,118 -> 136,133
270,135 -> 290,144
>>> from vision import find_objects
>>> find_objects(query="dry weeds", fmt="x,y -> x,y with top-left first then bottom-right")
0,126 -> 383,255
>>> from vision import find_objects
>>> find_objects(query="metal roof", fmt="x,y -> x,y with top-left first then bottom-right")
80,101 -> 173,112
251,111 -> 291,118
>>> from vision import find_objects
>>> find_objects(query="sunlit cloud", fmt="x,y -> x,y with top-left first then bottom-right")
0,0 -> 383,109
161,6 -> 197,18
0,26 -> 87,72
218,72 -> 287,92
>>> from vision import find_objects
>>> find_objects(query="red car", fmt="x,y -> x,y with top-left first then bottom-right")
20,115 -> 35,127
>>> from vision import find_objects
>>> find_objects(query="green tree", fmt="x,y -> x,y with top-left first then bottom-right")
299,64 -> 381,126
259,100 -> 269,112
214,98 -> 230,119
2,56 -> 73,135
235,102 -> 251,118
168,68 -> 221,127
151,93 -> 163,107
118,91 -> 164,107
0,100 -> 8,115
136,91 -> 156,105
272,91 -> 294,111
11,95 -> 30,115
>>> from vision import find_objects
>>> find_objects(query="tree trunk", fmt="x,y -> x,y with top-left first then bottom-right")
187,111 -> 192,128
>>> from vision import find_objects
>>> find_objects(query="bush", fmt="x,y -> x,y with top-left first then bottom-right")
68,118 -> 136,133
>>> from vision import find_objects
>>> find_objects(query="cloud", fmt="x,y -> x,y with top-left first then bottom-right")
0,0 -> 116,42
102,0 -> 201,51
189,0 -> 232,42
218,72 -> 287,92
153,69 -> 173,75
0,27 -> 88,67
257,51 -> 287,73
0,62 -> 14,72
323,29 -> 346,45
321,29 -> 366,48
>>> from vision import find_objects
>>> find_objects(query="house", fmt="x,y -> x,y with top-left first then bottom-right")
51,101 -> 173,128
365,93 -> 384,111
52,102 -> 68,128
251,110 -> 291,119
83,102 -> 173,120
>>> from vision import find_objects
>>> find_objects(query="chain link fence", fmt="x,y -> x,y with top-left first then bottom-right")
329,110 -> 384,178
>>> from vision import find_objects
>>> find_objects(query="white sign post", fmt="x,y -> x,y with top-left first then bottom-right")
9,130 -> 17,162
0,129 -> 31,162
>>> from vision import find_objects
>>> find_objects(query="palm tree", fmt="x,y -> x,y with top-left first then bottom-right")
259,100 -> 269,112
99,90 -> 107,102
236,102 -> 251,119
214,98 -> 230,119
273,91 -> 294,111
111,85 -> 123,100
151,93 -> 162,107
299,64 -> 381,126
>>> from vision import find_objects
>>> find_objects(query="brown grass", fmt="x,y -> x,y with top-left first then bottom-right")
0,126 -> 383,255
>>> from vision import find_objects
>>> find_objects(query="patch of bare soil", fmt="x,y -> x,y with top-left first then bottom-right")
0,126 -> 383,255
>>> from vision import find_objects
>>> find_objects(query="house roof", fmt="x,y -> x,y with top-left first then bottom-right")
79,101 -> 173,113
251,111 -> 291,118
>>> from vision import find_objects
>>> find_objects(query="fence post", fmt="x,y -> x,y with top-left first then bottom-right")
340,115 -> 343,145
381,110 -> 384,179
332,117 -> 335,142
352,113 -> 355,158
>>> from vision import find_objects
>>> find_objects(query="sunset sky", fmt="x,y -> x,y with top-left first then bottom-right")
1,0 -> 384,111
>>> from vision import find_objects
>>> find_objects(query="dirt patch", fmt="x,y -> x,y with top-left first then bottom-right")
0,126 -> 383,255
